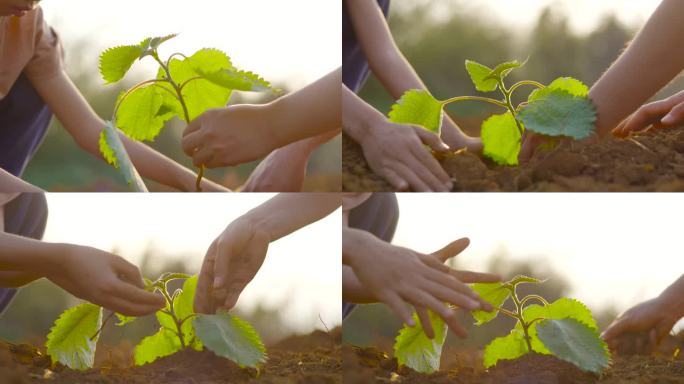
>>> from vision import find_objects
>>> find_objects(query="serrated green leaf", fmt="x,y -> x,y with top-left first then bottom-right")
483,329 -> 529,368
174,275 -> 202,350
100,120 -> 148,192
46,303 -> 102,370
116,85 -> 170,141
471,282 -> 511,325
536,318 -> 610,374
388,89 -> 444,133
528,77 -> 589,103
481,112 -> 522,166
139,34 -> 178,59
156,272 -> 192,284
197,69 -> 271,92
187,48 -> 235,73
483,59 -> 525,82
519,88 -> 596,140
193,311 -> 266,368
115,313 -> 136,327
134,327 -> 182,365
517,297 -> 598,355
506,275 -> 544,287
465,60 -> 498,92
99,45 -> 143,84
394,311 -> 447,374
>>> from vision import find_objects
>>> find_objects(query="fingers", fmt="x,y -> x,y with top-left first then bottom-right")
451,270 -> 501,284
181,125 -> 205,156
415,306 -> 434,339
103,295 -> 165,317
381,169 -> 409,191
661,101 -> 684,126
601,317 -> 627,342
412,126 -> 450,153
394,162 -> 431,192
378,290 -> 414,327
405,290 -> 467,338
195,245 -> 217,314
183,114 -> 204,137
615,99 -> 672,137
106,278 -> 165,308
111,257 -> 146,289
417,277 -> 480,311
431,238 -> 470,263
407,138 -> 452,189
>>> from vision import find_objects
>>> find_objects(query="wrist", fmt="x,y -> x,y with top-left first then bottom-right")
659,286 -> 684,318
267,97 -> 300,149
343,228 -> 377,267
344,105 -> 387,146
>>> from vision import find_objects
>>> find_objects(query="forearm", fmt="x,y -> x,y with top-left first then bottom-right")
659,274 -> 684,318
241,193 -> 341,242
0,169 -> 43,193
342,226 -> 382,266
0,232 -> 65,274
271,69 -> 341,147
342,85 -> 386,143
589,0 -> 684,137
281,129 -> 341,157
343,265 -> 377,303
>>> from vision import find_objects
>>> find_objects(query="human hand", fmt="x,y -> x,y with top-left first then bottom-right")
348,235 -> 497,339
44,245 -> 164,316
359,118 -> 452,192
241,145 -> 309,192
181,105 -> 281,169
194,218 -> 270,314
601,297 -> 679,354
0,271 -> 40,288
612,90 -> 684,138
440,117 -> 483,154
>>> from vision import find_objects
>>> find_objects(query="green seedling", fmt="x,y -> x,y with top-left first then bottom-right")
98,34 -> 272,191
388,59 -> 596,166
393,275 -> 611,374
45,273 -> 266,371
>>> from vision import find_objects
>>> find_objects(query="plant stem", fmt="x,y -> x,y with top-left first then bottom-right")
508,285 -> 533,353
442,95 -> 508,109
498,79 -> 525,137
159,286 -> 186,349
152,52 -> 204,192
90,311 -> 116,341
520,294 -> 549,307
508,80 -> 544,98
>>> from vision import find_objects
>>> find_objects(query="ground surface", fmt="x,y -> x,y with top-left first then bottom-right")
343,126 -> 684,192
0,328 -> 341,384
342,333 -> 684,384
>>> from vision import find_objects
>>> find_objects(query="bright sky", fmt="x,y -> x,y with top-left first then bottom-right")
41,0 -> 340,90
395,0 -> 660,34
43,194 -> 341,334
393,193 -> 684,332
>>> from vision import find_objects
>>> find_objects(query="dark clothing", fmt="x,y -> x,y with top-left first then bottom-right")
342,0 -> 391,92
343,193 -> 399,319
0,74 -> 53,177
0,193 -> 49,313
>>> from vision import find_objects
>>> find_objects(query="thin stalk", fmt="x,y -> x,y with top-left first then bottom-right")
509,286 -> 533,352
442,95 -> 508,109
508,80 -> 544,97
90,311 -> 116,341
152,52 -> 204,192
498,79 -> 525,137
520,294 -> 549,308
112,79 -> 168,118
159,287 -> 186,349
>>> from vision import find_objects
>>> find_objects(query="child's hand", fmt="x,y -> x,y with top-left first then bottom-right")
181,105 -> 280,169
194,218 -> 270,314
348,235 -> 497,339
241,145 -> 309,192
613,90 -> 684,138
44,245 -> 165,316
359,119 -> 452,192
601,297 -> 679,354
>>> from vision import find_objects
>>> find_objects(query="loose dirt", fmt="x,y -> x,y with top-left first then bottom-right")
342,126 -> 684,192
0,328 -> 341,384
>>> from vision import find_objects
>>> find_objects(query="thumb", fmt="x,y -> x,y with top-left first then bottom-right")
183,114 -> 203,138
431,237 -> 470,263
412,126 -> 450,153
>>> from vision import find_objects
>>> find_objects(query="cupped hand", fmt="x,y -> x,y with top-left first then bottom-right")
194,218 -> 270,314
360,119 -> 452,192
181,105 -> 279,169
613,90 -> 684,138
601,297 -> 679,354
45,245 -> 165,316
350,236 -> 498,339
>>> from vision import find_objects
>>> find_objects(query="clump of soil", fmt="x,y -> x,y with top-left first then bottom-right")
342,126 -> 684,192
343,332 -> 684,384
0,328 -> 341,384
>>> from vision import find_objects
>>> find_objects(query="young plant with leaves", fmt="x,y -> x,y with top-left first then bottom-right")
393,275 -> 611,375
388,59 -> 596,166
98,35 -> 272,191
45,273 -> 266,371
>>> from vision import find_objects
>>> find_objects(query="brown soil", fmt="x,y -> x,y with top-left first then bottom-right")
342,333 -> 684,384
0,328 -> 341,384
342,126 -> 684,192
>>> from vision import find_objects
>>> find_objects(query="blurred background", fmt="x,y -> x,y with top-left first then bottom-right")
24,0 -> 341,191
344,193 -> 684,354
357,0 -> 682,137
0,194 -> 341,347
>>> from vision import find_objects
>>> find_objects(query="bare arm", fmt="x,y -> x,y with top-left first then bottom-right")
590,0 -> 684,137
30,71 -> 227,191
0,169 -> 43,193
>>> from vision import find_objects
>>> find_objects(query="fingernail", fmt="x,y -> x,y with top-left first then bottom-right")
467,299 -> 480,310
445,182 -> 453,191
213,277 -> 224,289
661,113 -> 675,125
440,143 -> 450,151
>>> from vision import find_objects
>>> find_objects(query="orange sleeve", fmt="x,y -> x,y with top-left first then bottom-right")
24,7 -> 64,81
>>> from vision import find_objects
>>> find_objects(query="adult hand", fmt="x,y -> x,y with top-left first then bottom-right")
360,119 -> 452,192
612,90 -> 684,138
45,245 -> 164,316
348,235 -> 498,339
194,218 -> 270,314
241,145 -> 309,192
440,117 -> 483,154
182,105 -> 279,168
601,297 -> 679,354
